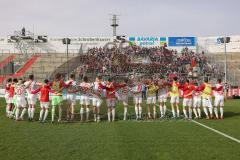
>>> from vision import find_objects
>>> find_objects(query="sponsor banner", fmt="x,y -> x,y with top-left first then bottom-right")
168,37 -> 196,47
128,36 -> 167,47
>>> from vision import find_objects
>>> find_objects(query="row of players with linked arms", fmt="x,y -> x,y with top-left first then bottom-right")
4,73 -> 225,123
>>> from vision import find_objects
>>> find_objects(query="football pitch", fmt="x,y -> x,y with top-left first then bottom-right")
0,98 -> 240,160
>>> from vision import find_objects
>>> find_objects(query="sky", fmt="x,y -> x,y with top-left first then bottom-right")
0,0 -> 239,37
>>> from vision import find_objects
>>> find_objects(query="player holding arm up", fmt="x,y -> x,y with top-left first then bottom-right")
15,78 -> 27,121
213,79 -> 225,119
31,79 -> 51,123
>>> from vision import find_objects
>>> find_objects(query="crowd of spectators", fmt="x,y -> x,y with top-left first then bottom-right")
74,45 -> 224,82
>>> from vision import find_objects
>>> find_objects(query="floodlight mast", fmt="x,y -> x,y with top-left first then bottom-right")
224,35 -> 227,83
110,14 -> 119,37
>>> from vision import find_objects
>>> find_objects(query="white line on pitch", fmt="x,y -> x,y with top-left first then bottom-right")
154,104 -> 240,144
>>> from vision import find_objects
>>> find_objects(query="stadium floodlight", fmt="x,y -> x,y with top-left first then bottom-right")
221,36 -> 230,83
63,38 -> 71,78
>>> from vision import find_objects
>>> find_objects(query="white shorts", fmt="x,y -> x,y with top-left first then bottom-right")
202,97 -> 213,108
5,95 -> 13,104
27,94 -> 37,105
214,96 -> 224,107
134,95 -> 142,104
147,96 -> 156,104
67,94 -> 76,105
183,98 -> 192,107
80,95 -> 90,105
107,98 -> 116,107
120,95 -> 128,106
170,96 -> 179,104
92,97 -> 102,107
16,96 -> 26,108
158,94 -> 167,103
40,102 -> 49,109
193,96 -> 201,108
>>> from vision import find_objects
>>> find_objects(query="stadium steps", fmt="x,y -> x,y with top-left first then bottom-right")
0,55 -> 16,69
25,53 -> 78,82
207,52 -> 240,85
0,55 -> 39,85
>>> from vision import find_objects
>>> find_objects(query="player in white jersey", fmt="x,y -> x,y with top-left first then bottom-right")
131,78 -> 142,120
79,76 -> 92,122
66,74 -> 77,121
24,74 -> 39,121
192,83 -> 202,119
15,78 -> 27,121
157,78 -> 168,118
91,76 -> 104,122
213,79 -> 225,119
118,78 -> 129,120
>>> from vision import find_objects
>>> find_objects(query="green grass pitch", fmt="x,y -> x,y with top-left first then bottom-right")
0,98 -> 240,160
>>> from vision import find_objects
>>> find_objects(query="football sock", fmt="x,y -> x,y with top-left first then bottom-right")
183,108 -> 188,118
52,106 -> 55,121
15,108 -> 20,120
80,108 -> 84,121
44,109 -> 48,121
193,108 -> 198,118
20,108 -> 26,119
135,105 -> 139,118
189,108 -> 192,119
86,107 -> 90,121
214,107 -> 219,118
177,109 -> 180,117
139,106 -> 142,118
112,108 -> 115,121
172,109 -> 176,118
124,107 -> 127,120
39,109 -> 44,121
220,107 -> 224,117
197,108 -> 201,118
203,107 -> 208,117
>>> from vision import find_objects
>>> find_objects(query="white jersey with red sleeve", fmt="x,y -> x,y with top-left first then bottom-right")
15,84 -> 26,98
214,83 -> 224,97
24,80 -> 38,95
79,82 -> 92,96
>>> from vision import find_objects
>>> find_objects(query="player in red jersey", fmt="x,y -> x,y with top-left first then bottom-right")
31,79 -> 52,123
99,77 -> 125,122
192,83 -> 202,119
5,78 -> 14,117
182,79 -> 195,119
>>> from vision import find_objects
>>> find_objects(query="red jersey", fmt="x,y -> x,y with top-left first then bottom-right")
182,83 -> 195,99
99,82 -> 124,99
31,85 -> 51,102
5,83 -> 14,97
